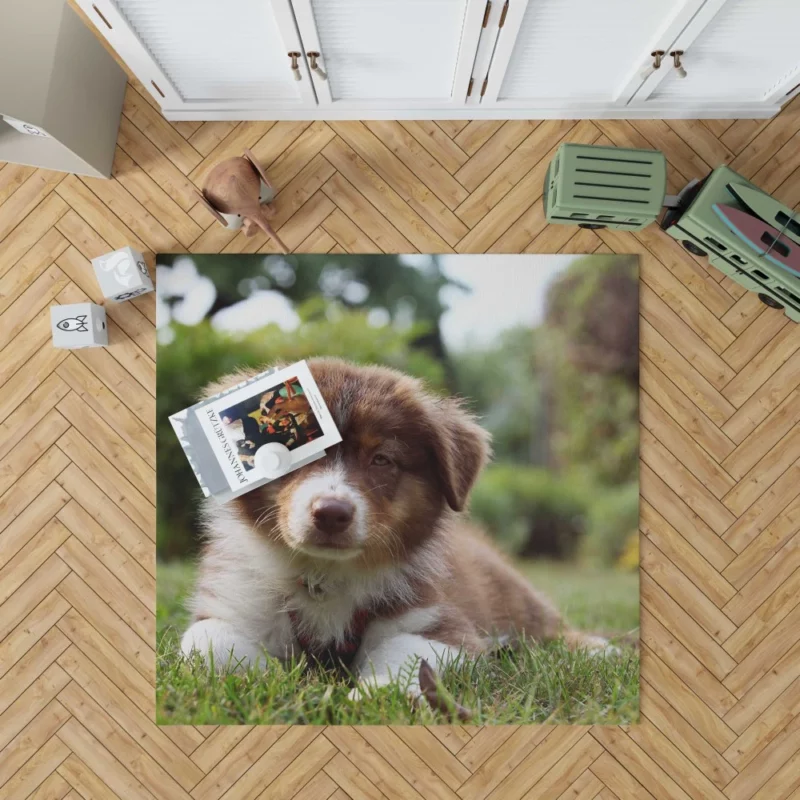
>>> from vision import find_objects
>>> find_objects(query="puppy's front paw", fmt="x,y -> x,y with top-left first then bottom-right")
566,632 -> 620,657
347,672 -> 412,702
348,661 -> 472,721
583,635 -> 620,657
181,619 -> 263,670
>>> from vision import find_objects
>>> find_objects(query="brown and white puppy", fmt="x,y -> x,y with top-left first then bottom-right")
181,359 -> 610,694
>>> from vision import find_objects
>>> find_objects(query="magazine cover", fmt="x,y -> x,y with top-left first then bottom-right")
171,361 -> 341,501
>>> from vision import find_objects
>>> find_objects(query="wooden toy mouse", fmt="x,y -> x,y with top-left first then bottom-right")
195,148 -> 288,253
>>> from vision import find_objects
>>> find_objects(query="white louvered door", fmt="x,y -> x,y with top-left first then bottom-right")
479,0 -> 705,109
631,0 -> 800,108
74,0 -> 793,118
75,0 -> 316,111
289,0 -> 487,107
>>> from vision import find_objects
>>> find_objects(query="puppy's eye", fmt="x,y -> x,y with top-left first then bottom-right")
371,454 -> 392,467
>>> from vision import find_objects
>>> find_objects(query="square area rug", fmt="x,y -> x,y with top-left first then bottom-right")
155,253 -> 640,725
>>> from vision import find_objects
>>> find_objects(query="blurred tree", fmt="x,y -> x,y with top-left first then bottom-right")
545,255 -> 639,384
469,464 -> 590,558
541,256 -> 639,487
158,253 -> 467,384
450,326 -> 542,464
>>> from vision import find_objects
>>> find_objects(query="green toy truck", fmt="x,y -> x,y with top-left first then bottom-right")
544,142 -> 800,322
660,165 -> 800,322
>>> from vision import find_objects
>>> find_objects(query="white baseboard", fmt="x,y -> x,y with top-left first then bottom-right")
163,104 -> 780,122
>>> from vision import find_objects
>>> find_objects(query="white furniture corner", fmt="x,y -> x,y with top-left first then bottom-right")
76,0 -> 800,121
0,0 -> 127,178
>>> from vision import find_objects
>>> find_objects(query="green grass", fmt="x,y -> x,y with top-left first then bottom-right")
156,560 -> 639,726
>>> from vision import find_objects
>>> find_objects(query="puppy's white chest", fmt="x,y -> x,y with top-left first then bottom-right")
288,578 -> 364,647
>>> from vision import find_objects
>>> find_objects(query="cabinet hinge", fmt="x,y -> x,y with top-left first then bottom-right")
467,77 -> 474,97
482,0 -> 492,27
499,0 -> 509,27
480,77 -> 488,97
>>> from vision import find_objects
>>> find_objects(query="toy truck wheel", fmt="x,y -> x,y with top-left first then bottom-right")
682,240 -> 707,257
578,223 -> 606,230
758,293 -> 784,310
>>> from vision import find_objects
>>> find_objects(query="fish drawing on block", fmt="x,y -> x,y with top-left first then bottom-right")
57,315 -> 89,332
712,204 -> 800,278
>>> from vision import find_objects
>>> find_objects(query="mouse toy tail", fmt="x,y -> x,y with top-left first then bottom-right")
253,213 -> 289,254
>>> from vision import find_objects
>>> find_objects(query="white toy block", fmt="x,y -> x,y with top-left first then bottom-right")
92,246 -> 153,302
51,303 -> 108,349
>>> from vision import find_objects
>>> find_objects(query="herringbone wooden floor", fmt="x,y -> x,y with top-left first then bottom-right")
2,68 -> 800,798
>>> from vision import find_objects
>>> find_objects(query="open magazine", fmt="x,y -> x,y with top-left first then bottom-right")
169,361 -> 341,503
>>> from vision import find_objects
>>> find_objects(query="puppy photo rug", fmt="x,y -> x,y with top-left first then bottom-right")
156,253 -> 640,725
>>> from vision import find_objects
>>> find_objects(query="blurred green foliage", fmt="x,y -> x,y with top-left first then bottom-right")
580,482 -> 641,566
157,253 -> 639,568
468,465 -> 590,559
544,255 -> 639,487
452,326 -> 543,464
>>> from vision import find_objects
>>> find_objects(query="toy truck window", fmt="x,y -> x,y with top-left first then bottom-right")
761,233 -> 790,259
570,213 -> 589,218
704,236 -> 727,251
776,212 -> 800,239
752,269 -> 769,280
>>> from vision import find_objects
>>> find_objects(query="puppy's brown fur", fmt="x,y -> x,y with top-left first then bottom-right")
196,358 -> 601,655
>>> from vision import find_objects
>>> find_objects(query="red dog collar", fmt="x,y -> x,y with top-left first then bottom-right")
287,607 -> 371,670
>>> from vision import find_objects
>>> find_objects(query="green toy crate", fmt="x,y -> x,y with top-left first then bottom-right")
544,143 -> 667,231
661,165 -> 800,322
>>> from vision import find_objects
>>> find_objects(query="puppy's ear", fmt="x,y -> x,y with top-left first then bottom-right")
427,397 -> 491,512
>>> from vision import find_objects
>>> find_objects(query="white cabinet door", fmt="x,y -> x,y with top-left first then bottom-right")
632,0 -> 800,109
479,0 -> 706,110
75,0 -> 316,112
289,0 -> 487,108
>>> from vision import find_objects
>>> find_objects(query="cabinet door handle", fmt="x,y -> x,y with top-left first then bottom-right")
288,52 -> 302,81
670,50 -> 687,79
92,4 -> 113,29
640,50 -> 665,81
307,52 -> 328,81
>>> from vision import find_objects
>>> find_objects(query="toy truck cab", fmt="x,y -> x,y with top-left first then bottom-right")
660,165 -> 800,321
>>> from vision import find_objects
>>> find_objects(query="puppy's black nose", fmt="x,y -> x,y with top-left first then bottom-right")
311,497 -> 355,535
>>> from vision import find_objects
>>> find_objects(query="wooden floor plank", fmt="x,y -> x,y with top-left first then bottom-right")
323,135 -> 453,251
122,85 -> 202,176
0,698 -> 70,789
400,121 -> 469,174
639,678 -> 737,790
363,120 -> 469,210
2,77 -> 800,800
641,608 -> 737,717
